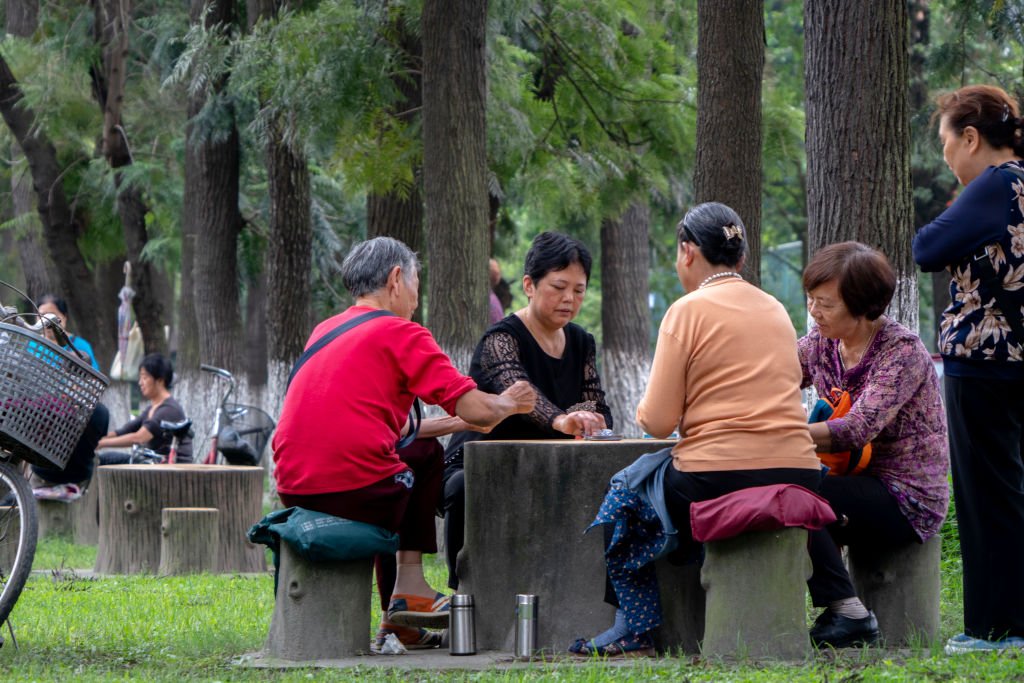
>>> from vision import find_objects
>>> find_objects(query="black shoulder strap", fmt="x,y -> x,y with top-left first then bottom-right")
972,163 -> 1024,345
287,310 -> 394,390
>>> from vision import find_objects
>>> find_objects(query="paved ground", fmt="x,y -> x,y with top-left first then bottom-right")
238,648 -> 653,671
238,646 -> 917,671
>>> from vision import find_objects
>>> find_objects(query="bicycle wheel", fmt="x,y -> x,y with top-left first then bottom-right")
0,458 -> 38,626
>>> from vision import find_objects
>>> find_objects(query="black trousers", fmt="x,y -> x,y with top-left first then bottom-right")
441,465 -> 465,590
806,475 -> 919,606
604,466 -> 822,608
946,374 -> 1024,640
281,437 -> 444,612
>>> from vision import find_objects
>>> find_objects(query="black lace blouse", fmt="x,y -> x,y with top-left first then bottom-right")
467,314 -> 612,441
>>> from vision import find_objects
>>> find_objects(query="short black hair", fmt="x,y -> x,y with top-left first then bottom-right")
676,202 -> 747,268
523,232 -> 593,283
139,353 -> 175,389
36,294 -> 69,317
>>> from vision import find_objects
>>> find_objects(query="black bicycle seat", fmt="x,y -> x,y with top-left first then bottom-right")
159,418 -> 194,437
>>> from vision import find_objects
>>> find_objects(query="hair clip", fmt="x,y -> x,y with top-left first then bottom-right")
1003,103 -> 1012,123
722,224 -> 743,241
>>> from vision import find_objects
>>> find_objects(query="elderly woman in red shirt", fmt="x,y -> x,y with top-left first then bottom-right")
272,236 -> 535,651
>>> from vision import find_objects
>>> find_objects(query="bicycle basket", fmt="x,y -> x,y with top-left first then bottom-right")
217,403 -> 275,466
0,323 -> 109,469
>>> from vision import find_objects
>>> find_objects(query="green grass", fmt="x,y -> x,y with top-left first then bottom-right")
2,537 -> 1024,681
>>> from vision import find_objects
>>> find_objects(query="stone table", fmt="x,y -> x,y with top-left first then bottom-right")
94,464 -> 265,574
458,439 -> 704,656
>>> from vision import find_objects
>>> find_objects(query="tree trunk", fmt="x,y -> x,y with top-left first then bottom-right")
0,55 -> 115,363
805,0 -> 916,329
422,0 -> 490,370
368,188 -> 425,324
5,0 -> 37,36
908,0 -> 949,348
601,201 -> 652,437
694,0 -> 764,286
183,0 -> 244,369
158,507 -> 220,576
10,150 -> 58,299
95,464 -> 265,574
116,181 -> 169,355
368,15 -> 425,322
245,268 -> 268,386
265,120 -> 311,374
90,0 -> 170,356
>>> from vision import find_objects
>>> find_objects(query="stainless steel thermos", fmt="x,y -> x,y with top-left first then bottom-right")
449,593 -> 476,655
514,594 -> 539,658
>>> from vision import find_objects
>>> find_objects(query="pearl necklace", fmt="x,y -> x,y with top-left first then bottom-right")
698,271 -> 742,289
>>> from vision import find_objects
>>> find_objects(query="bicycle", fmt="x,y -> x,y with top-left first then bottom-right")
199,365 -> 275,466
128,419 -> 194,464
0,281 -> 107,644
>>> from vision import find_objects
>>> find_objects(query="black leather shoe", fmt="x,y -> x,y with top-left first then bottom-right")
811,608 -> 835,632
810,610 -> 880,649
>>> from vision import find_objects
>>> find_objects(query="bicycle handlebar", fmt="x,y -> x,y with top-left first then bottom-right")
200,364 -> 234,379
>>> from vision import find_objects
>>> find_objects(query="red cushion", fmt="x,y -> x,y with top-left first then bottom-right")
690,484 -> 837,543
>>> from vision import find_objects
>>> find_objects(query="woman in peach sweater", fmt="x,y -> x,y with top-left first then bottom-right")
571,202 -> 821,658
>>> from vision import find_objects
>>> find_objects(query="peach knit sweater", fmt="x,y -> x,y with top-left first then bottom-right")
637,278 -> 819,473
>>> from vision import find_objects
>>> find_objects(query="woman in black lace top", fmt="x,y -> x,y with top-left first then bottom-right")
442,231 -> 613,588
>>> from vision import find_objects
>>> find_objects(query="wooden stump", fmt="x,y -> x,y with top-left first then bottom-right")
37,499 -> 74,539
73,482 -> 100,546
159,507 -> 219,576
265,541 -> 373,660
95,464 -> 265,574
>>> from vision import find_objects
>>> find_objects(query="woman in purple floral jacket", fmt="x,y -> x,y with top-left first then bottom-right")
800,242 -> 949,649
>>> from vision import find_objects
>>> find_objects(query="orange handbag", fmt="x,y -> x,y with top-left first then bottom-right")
808,387 -> 872,476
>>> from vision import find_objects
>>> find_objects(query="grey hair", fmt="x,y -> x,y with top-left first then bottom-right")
341,237 -> 420,298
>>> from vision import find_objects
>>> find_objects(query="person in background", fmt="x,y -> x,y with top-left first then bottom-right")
488,258 -> 505,324
97,353 -> 193,464
30,405 -> 108,502
800,242 -> 948,648
442,232 -> 612,592
37,294 -> 100,371
913,84 -> 1024,654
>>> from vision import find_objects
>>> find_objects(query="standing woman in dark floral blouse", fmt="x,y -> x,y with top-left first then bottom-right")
441,231 -> 613,589
913,84 -> 1024,654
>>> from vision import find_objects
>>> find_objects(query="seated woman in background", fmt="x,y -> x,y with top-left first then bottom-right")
37,294 -> 100,370
97,353 -> 194,464
800,242 -> 949,648
442,231 -> 612,590
30,406 -> 108,502
570,202 -> 821,657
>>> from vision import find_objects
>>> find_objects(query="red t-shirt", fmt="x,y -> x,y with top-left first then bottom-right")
272,306 -> 477,495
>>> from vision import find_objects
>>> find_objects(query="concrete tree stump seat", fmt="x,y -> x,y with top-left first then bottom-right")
458,439 -> 702,655
36,498 -> 75,539
700,527 -> 812,660
849,536 -> 941,645
73,481 -> 100,545
159,507 -> 220,576
264,541 -> 373,660
653,559 -> 705,655
35,482 -> 100,544
94,464 -> 265,574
